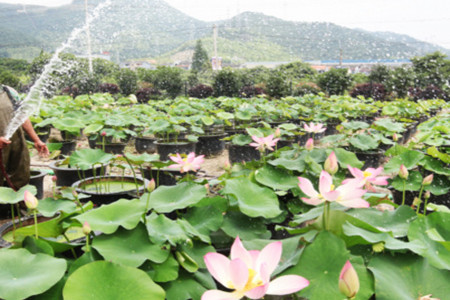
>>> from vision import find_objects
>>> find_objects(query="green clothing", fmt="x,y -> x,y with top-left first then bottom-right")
0,86 -> 30,189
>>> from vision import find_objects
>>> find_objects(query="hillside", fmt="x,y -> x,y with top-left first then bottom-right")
0,0 -> 448,63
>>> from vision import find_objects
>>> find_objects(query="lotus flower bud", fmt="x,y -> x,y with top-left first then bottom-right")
424,191 -> 431,200
305,138 -> 314,151
101,131 -> 107,136
399,165 -> 408,180
274,127 -> 281,138
82,221 -> 91,235
412,197 -> 422,208
339,260 -> 360,299
422,174 -> 433,186
24,190 -> 38,210
223,161 -> 231,172
147,178 -> 156,192
51,175 -> 57,182
392,133 -> 398,142
324,151 -> 338,175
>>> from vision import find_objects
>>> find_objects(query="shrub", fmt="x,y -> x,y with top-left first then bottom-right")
98,83 -> 120,94
266,71 -> 289,98
317,68 -> 353,96
188,84 -> 214,98
116,68 -> 138,96
153,66 -> 183,98
239,85 -> 264,98
213,68 -> 241,97
408,85 -> 449,101
293,82 -> 321,96
136,87 -> 162,103
61,86 -> 80,97
350,83 -> 387,101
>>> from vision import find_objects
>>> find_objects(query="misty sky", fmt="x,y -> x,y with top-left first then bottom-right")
1,0 -> 449,49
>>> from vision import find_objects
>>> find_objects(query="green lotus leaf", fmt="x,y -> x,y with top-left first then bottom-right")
162,270 -> 214,300
349,134 -> 379,151
222,177 -> 282,218
221,211 -> 271,240
368,254 -> 450,300
75,199 -> 146,234
37,197 -> 77,217
0,248 -> 67,300
69,148 -> 115,170
63,261 -> 165,300
92,223 -> 170,268
145,213 -> 190,246
255,164 -> 299,191
144,254 -> 179,283
149,182 -> 206,213
0,185 -> 37,205
384,150 -> 425,173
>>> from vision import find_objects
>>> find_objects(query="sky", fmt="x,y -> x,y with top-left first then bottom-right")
1,0 -> 449,49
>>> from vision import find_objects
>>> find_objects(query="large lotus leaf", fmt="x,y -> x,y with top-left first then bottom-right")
282,231 -> 374,300
184,198 -> 226,239
346,206 -> 417,237
0,185 -> 37,205
92,223 -> 169,268
408,212 -> 450,270
216,112 -> 234,120
390,171 -> 423,191
424,174 -> 450,195
343,222 -> 425,254
255,164 -> 299,191
231,134 -> 252,146
37,197 -> 77,217
144,255 -> 179,283
177,219 -> 210,244
145,213 -> 190,246
11,218 -> 64,244
179,242 -> 216,270
222,177 -> 282,218
69,149 -> 114,169
63,261 -> 165,300
382,105 -> 399,116
368,254 -> 450,300
0,248 -> 67,300
163,269 -> 215,300
269,152 -> 307,172
149,182 -> 206,213
124,153 -> 160,164
52,118 -> 85,133
373,118 -> 405,132
148,119 -> 170,132
75,199 -> 146,234
427,146 -> 450,164
243,236 -> 303,277
420,156 -> 450,176
342,121 -> 370,130
290,202 -> 347,226
83,123 -> 103,135
221,211 -> 271,240
383,150 -> 425,173
349,134 -> 379,151
333,147 -> 364,169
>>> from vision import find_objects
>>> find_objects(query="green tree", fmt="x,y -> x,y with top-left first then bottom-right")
116,68 -> 138,96
213,68 -> 240,97
316,68 -> 352,96
391,66 -> 415,98
153,66 -> 183,98
369,65 -> 391,88
0,70 -> 20,90
191,40 -> 210,72
411,52 -> 450,89
266,71 -> 289,98
275,61 -> 316,81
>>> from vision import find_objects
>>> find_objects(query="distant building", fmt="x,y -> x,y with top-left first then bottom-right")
120,60 -> 155,70
240,61 -> 290,69
306,59 -> 411,74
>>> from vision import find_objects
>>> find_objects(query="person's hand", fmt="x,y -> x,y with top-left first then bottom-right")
34,140 -> 49,158
0,137 -> 11,150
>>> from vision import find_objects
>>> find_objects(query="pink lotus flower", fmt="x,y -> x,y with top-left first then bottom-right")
303,122 -> 326,134
168,152 -> 204,173
249,134 -> 280,152
343,166 -> 390,191
24,190 -> 38,210
339,260 -> 360,299
324,151 -> 338,175
305,138 -> 314,151
202,237 -> 309,300
298,171 -> 368,208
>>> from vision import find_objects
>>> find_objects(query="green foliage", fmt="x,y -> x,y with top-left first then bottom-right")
153,66 -> 183,98
0,69 -> 20,89
212,68 -> 240,97
368,64 -> 391,87
317,68 -> 353,95
116,68 -> 138,96
191,40 -> 209,72
266,71 -> 289,98
274,61 -> 316,81
411,51 -> 450,89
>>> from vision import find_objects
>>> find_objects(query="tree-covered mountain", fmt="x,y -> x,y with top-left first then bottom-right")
0,0 -> 448,63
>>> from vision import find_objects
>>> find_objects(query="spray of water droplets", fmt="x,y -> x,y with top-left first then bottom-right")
4,0 -> 112,140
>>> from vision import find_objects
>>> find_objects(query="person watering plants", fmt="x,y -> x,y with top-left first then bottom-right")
0,85 -> 49,190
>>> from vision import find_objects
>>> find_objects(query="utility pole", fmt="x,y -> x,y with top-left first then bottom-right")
212,24 -> 221,71
213,24 -> 218,60
85,0 -> 93,74
338,39 -> 343,67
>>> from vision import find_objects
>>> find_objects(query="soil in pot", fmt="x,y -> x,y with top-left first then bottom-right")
196,134 -> 227,157
72,175 -> 148,205
135,137 -> 157,154
29,169 -> 47,199
228,144 -> 261,164
155,139 -> 196,161
49,160 -> 106,187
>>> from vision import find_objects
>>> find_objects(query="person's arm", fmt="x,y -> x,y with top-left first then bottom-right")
0,137 -> 11,150
22,119 -> 49,157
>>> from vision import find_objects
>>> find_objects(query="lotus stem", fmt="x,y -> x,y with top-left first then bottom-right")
401,180 -> 406,206
62,233 -> 78,258
416,185 -> 425,214
11,204 -> 16,239
33,210 -> 38,239
124,156 -> 140,196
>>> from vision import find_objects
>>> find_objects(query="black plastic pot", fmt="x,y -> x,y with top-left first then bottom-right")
277,139 -> 295,149
155,140 -> 196,161
72,175 -> 149,206
0,215 -> 51,248
142,167 -> 184,186
196,134 -> 227,157
228,144 -> 261,164
60,140 -> 76,157
29,169 -> 47,199
135,137 -> 157,154
390,189 -> 450,208
49,160 -> 106,187
95,143 -> 126,154
354,150 -> 385,169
